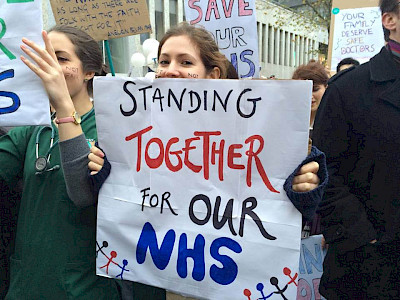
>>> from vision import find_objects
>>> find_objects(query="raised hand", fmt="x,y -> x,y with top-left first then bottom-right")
20,30 -> 73,113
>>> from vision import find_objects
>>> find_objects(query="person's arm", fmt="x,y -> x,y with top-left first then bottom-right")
58,134 -> 95,207
313,83 -> 377,251
59,137 -> 112,206
283,146 -> 328,221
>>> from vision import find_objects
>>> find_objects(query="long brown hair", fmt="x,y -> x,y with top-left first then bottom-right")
158,22 -> 228,79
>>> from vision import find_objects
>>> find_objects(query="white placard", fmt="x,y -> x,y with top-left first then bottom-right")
0,0 -> 50,126
184,0 -> 259,79
331,6 -> 384,72
94,77 -> 312,300
297,235 -> 327,300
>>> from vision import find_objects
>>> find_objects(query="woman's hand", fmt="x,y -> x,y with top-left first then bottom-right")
292,161 -> 320,192
20,31 -> 73,113
88,144 -> 105,175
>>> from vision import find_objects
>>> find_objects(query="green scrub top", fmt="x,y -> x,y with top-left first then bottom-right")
0,109 -> 120,299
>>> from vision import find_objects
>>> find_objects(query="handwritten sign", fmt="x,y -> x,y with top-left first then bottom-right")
184,0 -> 260,78
330,6 -> 384,72
297,235 -> 327,300
50,0 -> 151,41
0,0 -> 50,126
94,77 -> 312,299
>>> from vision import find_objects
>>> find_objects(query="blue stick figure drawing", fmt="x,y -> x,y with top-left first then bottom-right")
116,259 -> 130,280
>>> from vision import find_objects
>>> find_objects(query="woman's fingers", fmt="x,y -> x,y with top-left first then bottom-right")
20,44 -> 52,75
20,34 -> 72,110
88,161 -> 102,175
22,36 -> 58,69
90,145 -> 105,159
291,161 -> 320,192
88,146 -> 105,175
292,172 -> 320,185
42,30 -> 58,62
298,161 -> 319,175
88,152 -> 104,167
20,54 -> 45,77
292,182 -> 319,192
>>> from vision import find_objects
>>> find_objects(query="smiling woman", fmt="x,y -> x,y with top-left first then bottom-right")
85,22 -> 328,300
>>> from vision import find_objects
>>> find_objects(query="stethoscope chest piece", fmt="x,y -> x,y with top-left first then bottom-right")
35,156 -> 49,173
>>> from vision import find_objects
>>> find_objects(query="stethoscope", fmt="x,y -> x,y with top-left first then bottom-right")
34,124 -> 60,175
34,108 -> 93,175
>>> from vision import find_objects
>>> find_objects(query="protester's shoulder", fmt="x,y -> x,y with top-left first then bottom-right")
7,125 -> 36,135
5,126 -> 36,141
328,63 -> 370,87
327,66 -> 355,85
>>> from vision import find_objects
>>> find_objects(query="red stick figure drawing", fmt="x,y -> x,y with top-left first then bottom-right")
283,267 -> 298,286
100,250 -> 119,274
243,288 -> 252,300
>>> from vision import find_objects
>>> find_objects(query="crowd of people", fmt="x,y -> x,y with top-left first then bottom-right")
1,0 -> 399,299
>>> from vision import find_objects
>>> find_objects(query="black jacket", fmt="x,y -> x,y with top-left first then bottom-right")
313,47 -> 400,297
314,47 -> 400,250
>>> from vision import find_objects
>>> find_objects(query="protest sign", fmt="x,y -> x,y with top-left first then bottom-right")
0,0 -> 50,126
328,0 -> 383,72
297,235 -> 327,300
184,0 -> 260,79
50,0 -> 151,41
94,77 -> 311,299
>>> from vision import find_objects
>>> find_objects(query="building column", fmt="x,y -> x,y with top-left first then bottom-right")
178,0 -> 184,23
295,35 -> 300,67
263,24 -> 269,64
258,22 -> 262,63
164,0 -> 170,33
269,26 -> 274,64
275,28 -> 280,65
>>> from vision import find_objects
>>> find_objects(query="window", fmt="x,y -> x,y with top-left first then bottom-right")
155,0 -> 165,41
170,0 -> 178,27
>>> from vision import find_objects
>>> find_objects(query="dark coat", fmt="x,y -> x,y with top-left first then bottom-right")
313,47 -> 400,298
0,128 -> 21,299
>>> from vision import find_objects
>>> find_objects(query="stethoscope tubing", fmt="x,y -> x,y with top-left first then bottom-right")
34,108 -> 94,174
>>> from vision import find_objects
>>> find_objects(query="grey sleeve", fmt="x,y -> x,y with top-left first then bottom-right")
59,134 -> 96,207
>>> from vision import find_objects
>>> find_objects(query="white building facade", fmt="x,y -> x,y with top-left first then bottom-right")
42,0 -> 328,79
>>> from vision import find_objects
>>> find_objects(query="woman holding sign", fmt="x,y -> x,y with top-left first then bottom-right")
87,22 -> 327,300
0,26 -> 122,299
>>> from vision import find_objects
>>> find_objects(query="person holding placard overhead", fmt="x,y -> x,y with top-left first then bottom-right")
86,22 -> 327,300
0,26 -> 123,299
313,0 -> 400,298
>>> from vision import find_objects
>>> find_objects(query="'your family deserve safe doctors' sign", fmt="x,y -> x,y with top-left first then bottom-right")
94,77 -> 311,299
184,0 -> 259,79
329,4 -> 384,72
0,0 -> 50,126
